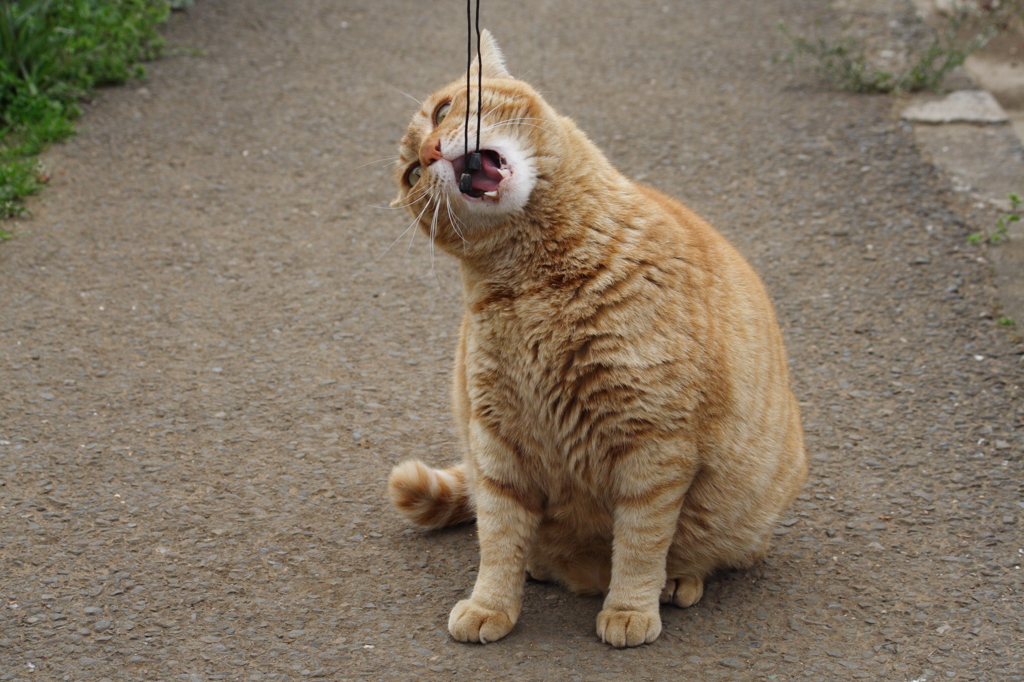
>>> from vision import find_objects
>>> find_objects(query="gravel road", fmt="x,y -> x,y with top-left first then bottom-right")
1,1 -> 1022,681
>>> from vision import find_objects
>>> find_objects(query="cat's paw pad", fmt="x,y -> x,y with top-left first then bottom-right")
448,600 -> 515,644
661,576 -> 704,608
596,609 -> 661,648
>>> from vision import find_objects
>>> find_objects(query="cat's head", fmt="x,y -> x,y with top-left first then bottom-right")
392,31 -> 560,248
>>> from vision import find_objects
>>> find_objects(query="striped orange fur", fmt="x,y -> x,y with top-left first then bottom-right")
386,31 -> 807,648
387,460 -> 474,530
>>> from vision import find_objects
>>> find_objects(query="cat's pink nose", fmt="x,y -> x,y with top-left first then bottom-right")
420,139 -> 443,168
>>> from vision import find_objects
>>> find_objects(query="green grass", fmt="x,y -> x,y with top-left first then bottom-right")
997,317 -> 1017,327
781,7 -> 997,94
969,192 -> 1019,245
783,32 -> 900,94
0,156 -> 42,219
0,0 -> 170,220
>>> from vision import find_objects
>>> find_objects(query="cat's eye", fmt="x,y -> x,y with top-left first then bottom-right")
434,101 -> 451,126
407,165 -> 422,186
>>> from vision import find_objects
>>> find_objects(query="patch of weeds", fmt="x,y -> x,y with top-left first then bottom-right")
997,316 -> 1016,327
0,0 -> 170,222
991,192 -> 1020,244
782,30 -> 898,93
0,156 -> 43,218
781,7 -> 997,94
969,192 -> 1020,245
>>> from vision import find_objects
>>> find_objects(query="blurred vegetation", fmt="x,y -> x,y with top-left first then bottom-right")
781,3 -> 1021,94
0,0 -> 170,220
969,192 -> 1019,245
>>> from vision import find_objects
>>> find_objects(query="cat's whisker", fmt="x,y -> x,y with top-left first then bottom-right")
485,117 -> 552,129
443,195 -> 455,235
491,115 -> 548,124
444,195 -> 467,244
396,189 -> 430,208
428,199 -> 442,287
354,156 -> 401,171
403,197 -> 430,257
484,120 -> 554,134
404,208 -> 419,256
388,188 -> 432,211
376,201 -> 430,263
369,192 -> 429,211
481,113 -> 549,125
384,82 -> 423,107
448,196 -> 469,256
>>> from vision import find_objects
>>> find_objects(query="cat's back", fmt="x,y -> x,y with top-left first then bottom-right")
627,180 -> 798,429
555,176 -> 788,362
629,181 -> 775,317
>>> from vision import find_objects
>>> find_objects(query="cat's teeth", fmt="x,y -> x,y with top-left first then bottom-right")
497,168 -> 511,180
483,191 -> 499,198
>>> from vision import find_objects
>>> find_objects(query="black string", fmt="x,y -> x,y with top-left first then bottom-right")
464,0 -> 471,160
474,0 -> 481,153
459,0 -> 482,192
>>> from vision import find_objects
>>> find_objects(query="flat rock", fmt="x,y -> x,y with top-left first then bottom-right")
901,90 -> 1008,124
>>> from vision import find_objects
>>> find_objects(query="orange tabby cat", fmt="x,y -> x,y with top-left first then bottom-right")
387,31 -> 807,648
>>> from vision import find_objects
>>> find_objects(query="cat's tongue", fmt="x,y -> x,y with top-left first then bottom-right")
452,151 -> 503,194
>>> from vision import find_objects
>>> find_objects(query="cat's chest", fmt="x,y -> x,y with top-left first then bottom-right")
460,278 -> 703,460
465,299 -> 567,395
466,291 -> 568,379
461,293 -> 622,452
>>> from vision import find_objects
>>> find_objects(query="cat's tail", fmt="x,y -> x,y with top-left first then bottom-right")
387,460 -> 475,529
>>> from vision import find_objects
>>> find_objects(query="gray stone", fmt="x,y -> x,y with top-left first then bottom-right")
901,91 -> 1008,124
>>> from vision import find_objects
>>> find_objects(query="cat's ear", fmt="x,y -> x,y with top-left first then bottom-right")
469,29 -> 512,79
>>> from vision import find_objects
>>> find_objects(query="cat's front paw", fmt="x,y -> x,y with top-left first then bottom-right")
448,599 -> 515,644
596,608 -> 661,648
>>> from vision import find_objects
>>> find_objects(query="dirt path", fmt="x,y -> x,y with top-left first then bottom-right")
1,1 -> 1022,681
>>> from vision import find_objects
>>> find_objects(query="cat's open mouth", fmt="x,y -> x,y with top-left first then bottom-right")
451,150 -> 510,201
